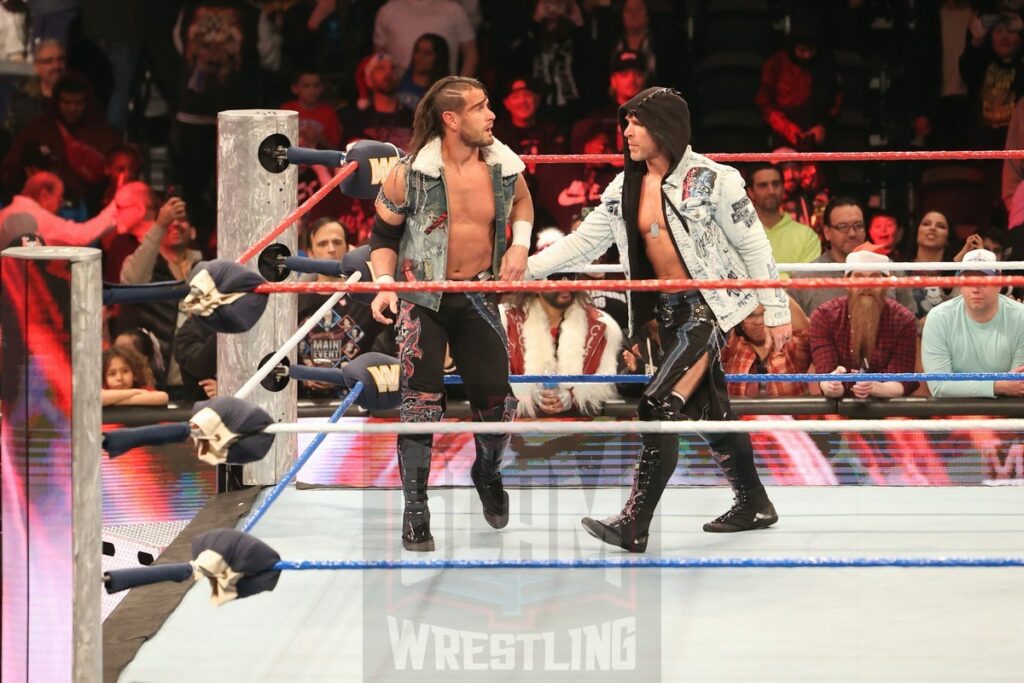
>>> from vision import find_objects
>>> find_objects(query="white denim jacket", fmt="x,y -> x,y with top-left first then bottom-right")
527,146 -> 790,334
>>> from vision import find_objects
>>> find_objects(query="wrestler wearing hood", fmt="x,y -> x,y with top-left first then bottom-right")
527,87 -> 791,551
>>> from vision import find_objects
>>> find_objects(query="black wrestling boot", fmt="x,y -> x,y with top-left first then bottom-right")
582,396 -> 683,553
702,487 -> 777,533
402,502 -> 435,551
703,432 -> 778,533
470,399 -> 517,529
398,434 -> 435,551
581,438 -> 677,553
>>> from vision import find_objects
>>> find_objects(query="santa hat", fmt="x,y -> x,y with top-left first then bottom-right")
534,227 -> 565,252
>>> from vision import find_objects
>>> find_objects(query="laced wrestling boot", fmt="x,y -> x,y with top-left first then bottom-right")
469,399 -> 517,529
398,434 -> 435,551
582,396 -> 683,553
702,487 -> 778,532
702,432 -> 778,533
581,436 -> 678,553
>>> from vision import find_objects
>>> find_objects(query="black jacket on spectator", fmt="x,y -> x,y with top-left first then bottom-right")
130,254 -> 182,378
173,315 -> 217,402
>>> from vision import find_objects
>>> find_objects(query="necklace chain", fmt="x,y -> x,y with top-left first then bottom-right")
645,178 -> 662,238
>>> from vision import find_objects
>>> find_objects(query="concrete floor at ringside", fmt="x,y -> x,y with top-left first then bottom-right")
119,486 -> 1024,682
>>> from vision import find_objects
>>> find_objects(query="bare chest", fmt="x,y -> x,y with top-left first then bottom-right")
443,163 -> 495,228
637,181 -> 688,279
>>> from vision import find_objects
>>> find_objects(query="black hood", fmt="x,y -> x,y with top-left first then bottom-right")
617,87 -> 691,180
616,87 -> 692,331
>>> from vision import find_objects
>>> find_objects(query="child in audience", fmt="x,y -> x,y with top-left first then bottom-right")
281,68 -> 342,149
102,346 -> 169,406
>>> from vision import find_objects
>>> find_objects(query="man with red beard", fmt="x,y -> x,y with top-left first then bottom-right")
501,282 -> 623,417
810,250 -> 919,398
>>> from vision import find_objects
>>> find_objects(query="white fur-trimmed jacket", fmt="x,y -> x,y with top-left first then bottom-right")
525,146 -> 790,334
500,299 -> 623,418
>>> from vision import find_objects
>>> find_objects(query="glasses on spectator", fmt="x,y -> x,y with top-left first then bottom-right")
828,221 -> 865,233
36,56 -> 65,64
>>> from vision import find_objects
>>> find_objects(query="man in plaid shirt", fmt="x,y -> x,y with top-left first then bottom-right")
809,250 -> 919,398
723,299 -> 811,398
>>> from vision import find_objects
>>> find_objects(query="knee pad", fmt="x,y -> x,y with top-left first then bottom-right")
637,393 -> 687,422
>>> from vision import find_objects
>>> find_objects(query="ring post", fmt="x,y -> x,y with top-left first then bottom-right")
1,246 -> 102,682
217,110 -> 299,486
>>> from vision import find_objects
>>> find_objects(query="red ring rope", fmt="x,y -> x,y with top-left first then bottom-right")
253,274 -> 1024,295
521,150 -> 1024,164
237,161 -> 358,264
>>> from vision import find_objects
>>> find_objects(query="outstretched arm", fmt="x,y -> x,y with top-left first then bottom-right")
526,179 -> 619,280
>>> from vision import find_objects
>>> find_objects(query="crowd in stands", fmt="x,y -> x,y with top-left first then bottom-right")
3,0 -> 1024,414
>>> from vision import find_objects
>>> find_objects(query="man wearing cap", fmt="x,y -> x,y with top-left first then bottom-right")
810,250 -> 919,399
922,248 -> 1024,397
370,76 -> 534,552
570,50 -> 646,154
493,75 -> 567,190
527,87 -> 789,551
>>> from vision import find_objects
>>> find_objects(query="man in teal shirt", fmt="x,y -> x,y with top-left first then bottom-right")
745,163 -> 821,273
922,249 -> 1024,397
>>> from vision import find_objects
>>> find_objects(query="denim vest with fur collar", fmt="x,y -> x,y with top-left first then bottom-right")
379,136 -> 524,311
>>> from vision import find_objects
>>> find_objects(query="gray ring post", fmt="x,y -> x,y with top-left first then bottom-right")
216,110 -> 299,485
1,246 -> 102,682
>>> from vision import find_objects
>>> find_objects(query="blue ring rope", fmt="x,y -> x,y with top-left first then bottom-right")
444,372 -> 1024,385
272,556 -> 1024,570
241,381 -> 363,532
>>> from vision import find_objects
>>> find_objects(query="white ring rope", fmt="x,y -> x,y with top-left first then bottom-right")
262,417 -> 1024,436
234,271 -> 361,400
571,261 -> 1024,275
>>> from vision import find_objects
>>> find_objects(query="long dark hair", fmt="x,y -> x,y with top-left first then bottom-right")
409,76 -> 486,157
897,209 -> 960,263
414,33 -> 451,85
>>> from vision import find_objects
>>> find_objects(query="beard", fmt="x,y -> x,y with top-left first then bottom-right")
541,292 -> 573,309
849,291 -> 884,366
460,127 -> 493,148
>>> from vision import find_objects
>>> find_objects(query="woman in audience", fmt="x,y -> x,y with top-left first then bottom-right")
397,33 -> 451,111
102,346 -> 169,406
897,209 -> 966,322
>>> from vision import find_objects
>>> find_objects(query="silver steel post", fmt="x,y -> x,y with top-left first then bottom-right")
1,246 -> 102,683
